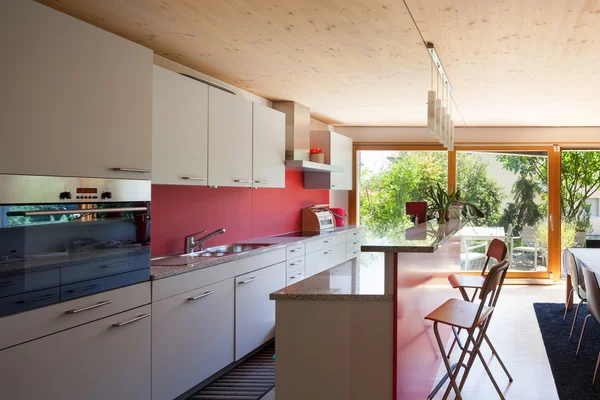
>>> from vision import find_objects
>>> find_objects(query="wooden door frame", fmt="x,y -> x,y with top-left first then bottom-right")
350,143 -> 561,281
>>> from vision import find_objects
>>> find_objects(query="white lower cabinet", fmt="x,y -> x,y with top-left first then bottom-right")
152,278 -> 235,400
0,305 -> 151,400
306,243 -> 347,277
235,261 -> 286,360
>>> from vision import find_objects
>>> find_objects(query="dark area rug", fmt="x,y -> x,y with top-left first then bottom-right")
534,302 -> 600,400
188,344 -> 275,400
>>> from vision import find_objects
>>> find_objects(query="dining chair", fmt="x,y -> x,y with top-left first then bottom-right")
579,267 -> 600,386
426,260 -> 511,400
564,250 -> 587,342
446,239 -> 512,384
504,224 -> 521,266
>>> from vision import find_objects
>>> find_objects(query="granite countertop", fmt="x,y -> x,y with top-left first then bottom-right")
361,218 -> 469,254
150,226 -> 361,280
270,258 -> 391,302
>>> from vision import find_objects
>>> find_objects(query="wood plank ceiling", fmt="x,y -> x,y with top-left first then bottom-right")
35,0 -> 600,126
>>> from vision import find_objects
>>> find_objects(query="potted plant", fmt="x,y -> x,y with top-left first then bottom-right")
424,183 -> 484,224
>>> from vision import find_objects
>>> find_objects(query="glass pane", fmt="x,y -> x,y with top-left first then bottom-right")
561,150 -> 600,250
456,151 -> 548,272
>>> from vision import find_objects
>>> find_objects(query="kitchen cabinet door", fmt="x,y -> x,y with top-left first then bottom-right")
329,131 -> 353,190
235,262 -> 286,360
0,305 -> 151,400
152,278 -> 235,400
0,1 -> 152,179
153,66 -> 209,185
208,87 -> 253,187
252,103 -> 285,188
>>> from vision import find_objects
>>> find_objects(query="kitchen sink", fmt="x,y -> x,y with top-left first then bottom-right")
151,243 -> 273,267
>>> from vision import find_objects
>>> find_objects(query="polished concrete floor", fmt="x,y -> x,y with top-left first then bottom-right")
267,283 -> 564,400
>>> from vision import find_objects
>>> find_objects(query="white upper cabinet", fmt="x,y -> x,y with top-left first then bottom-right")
0,0 -> 152,179
152,66 -> 208,185
252,104 -> 286,188
208,87 -> 253,187
304,131 -> 354,190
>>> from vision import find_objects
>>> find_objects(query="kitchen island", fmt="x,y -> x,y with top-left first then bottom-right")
270,218 -> 468,400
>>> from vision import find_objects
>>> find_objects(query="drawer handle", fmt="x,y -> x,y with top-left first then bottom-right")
353,232 -> 358,236
112,313 -> 151,328
188,291 -> 215,301
254,180 -> 269,184
290,272 -> 304,279
324,240 -> 331,243
239,277 -> 258,284
182,176 -> 208,180
324,251 -> 331,255
17,293 -> 57,304
111,168 -> 150,173
0,281 -> 15,288
68,284 -> 101,294
353,241 -> 360,245
101,261 -> 130,269
290,247 -> 303,253
289,261 -> 302,266
233,179 -> 253,183
332,184 -> 339,188
66,300 -> 112,314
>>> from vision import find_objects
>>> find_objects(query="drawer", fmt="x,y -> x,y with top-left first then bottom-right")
0,287 -> 60,318
0,267 -> 60,299
61,268 -> 149,301
306,243 -> 346,277
0,281 -> 151,351
286,255 -> 305,274
286,242 -> 305,259
346,228 -> 366,243
286,268 -> 306,285
61,250 -> 150,285
347,249 -> 360,261
305,233 -> 346,254
347,239 -> 362,252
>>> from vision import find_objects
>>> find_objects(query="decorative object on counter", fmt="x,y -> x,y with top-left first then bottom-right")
309,147 -> 324,163
424,183 -> 484,224
406,201 -> 428,225
329,207 -> 347,227
301,204 -> 335,231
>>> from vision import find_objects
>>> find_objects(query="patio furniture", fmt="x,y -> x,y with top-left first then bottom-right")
459,226 -> 506,271
504,223 -> 521,266
513,225 -> 542,270
426,260 -> 511,400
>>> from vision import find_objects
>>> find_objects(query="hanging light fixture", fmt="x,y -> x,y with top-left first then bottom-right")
427,59 -> 436,136
427,42 -> 457,150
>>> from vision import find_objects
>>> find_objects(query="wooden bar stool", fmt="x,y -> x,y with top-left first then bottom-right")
445,239 -> 512,386
425,260 -> 511,400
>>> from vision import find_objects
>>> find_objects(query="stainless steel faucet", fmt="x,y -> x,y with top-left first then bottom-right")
185,228 -> 226,253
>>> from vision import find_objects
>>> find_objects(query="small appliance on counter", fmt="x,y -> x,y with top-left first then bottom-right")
0,174 -> 151,318
329,207 -> 347,227
302,204 -> 335,231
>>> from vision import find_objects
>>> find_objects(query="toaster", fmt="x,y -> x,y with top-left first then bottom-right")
302,205 -> 335,231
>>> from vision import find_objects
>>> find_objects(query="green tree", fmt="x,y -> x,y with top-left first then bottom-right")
498,176 -> 543,234
497,152 -> 600,231
360,152 -> 502,236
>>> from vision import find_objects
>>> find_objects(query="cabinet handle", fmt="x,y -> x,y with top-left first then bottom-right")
289,261 -> 302,266
0,281 -> 15,288
17,293 -> 57,304
182,176 -> 208,181
233,179 -> 253,183
353,241 -> 360,245
188,291 -> 215,301
254,180 -> 269,184
324,240 -> 331,244
67,284 -> 101,294
101,261 -> 130,269
324,251 -> 331,255
353,232 -> 359,236
112,313 -> 151,327
239,277 -> 258,284
289,247 -> 303,253
290,272 -> 304,279
332,184 -> 339,188
111,168 -> 151,173
66,300 -> 112,314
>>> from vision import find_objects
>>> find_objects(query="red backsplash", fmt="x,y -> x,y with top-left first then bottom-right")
151,170 -> 329,257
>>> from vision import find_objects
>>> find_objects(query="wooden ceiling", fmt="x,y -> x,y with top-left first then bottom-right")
35,0 -> 600,126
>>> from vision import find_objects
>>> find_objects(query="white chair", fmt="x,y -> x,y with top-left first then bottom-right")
513,226 -> 540,270
460,235 -> 487,270
575,231 -> 587,248
504,224 -> 521,267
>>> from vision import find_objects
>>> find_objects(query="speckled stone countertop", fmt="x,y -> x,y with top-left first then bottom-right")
270,258 -> 391,302
361,219 -> 469,254
150,226 -> 360,280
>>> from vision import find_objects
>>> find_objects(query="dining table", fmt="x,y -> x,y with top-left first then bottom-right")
564,248 -> 600,310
